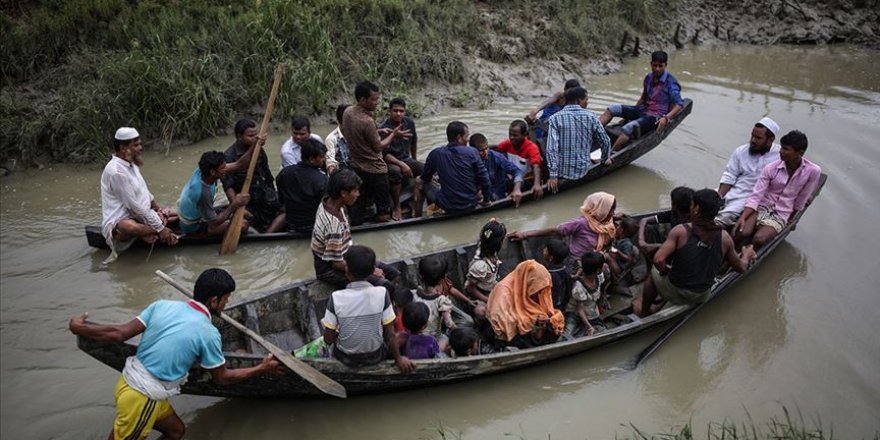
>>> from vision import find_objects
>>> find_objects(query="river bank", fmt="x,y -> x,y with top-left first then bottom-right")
1,0 -> 878,171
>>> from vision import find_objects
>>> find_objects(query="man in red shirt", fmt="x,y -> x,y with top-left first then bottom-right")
495,120 -> 544,200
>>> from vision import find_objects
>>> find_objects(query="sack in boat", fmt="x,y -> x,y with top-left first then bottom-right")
294,336 -> 330,359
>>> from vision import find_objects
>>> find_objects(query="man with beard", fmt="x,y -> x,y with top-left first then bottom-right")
715,117 -> 781,233
100,127 -> 179,262
68,268 -> 282,440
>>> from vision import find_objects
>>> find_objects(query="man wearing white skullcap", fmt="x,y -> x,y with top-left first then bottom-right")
100,127 -> 179,262
714,117 -> 782,232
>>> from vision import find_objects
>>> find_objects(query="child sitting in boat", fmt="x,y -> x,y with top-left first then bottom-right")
398,302 -> 441,360
465,219 -> 507,308
391,286 -> 414,334
413,256 -> 458,343
564,252 -> 610,338
543,239 -> 573,312
608,215 -> 648,298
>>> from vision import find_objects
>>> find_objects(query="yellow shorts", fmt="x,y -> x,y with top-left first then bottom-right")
113,375 -> 175,440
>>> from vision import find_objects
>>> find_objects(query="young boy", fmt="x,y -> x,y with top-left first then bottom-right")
608,216 -> 648,297
178,150 -> 252,237
391,286 -> 414,334
542,238 -> 573,311
398,302 -> 440,360
321,245 -> 414,372
564,252 -> 609,338
415,256 -> 472,339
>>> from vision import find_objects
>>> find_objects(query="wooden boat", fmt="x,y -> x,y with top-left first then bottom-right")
76,173 -> 825,398
84,99 -> 693,249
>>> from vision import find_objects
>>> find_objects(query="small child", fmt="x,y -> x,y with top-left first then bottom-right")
391,286 -> 414,334
563,252 -> 610,338
399,302 -> 440,360
449,327 -> 479,358
414,256 -> 458,340
465,219 -> 507,305
608,215 -> 648,296
542,238 -> 573,312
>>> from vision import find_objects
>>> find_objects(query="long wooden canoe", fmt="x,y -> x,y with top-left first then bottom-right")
76,172 -> 825,398
84,99 -> 694,249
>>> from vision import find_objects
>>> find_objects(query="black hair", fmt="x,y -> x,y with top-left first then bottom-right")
344,245 -> 376,281
616,215 -> 639,238
545,238 -> 569,263
391,286 -> 414,308
580,252 -> 606,274
300,138 -> 327,163
234,119 -> 256,138
449,326 -> 478,357
193,268 -> 236,303
563,79 -> 581,90
335,104 -> 349,124
780,130 -> 808,153
564,86 -> 588,104
509,120 -> 528,136
446,121 -> 469,143
291,116 -> 311,131
469,133 -> 488,147
692,188 -> 723,221
327,168 -> 362,199
754,122 -> 775,140
354,80 -> 379,102
670,186 -> 695,214
418,256 -> 448,287
651,50 -> 669,63
389,97 -> 407,109
198,151 -> 226,176
402,302 -> 430,333
478,219 -> 507,258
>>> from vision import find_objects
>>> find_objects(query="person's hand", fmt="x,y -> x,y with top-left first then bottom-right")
158,228 -> 178,246
400,163 -> 413,178
395,356 -> 415,373
157,207 -> 172,225
655,116 -> 669,134
244,209 -> 253,220
372,266 -> 386,278
511,187 -> 523,207
508,231 -> 525,241
741,244 -> 757,265
396,128 -> 413,140
479,198 -> 491,207
532,184 -> 543,200
69,313 -> 88,334
604,157 -> 613,166
524,111 -> 538,124
733,217 -> 747,235
256,134 -> 267,147
378,127 -> 393,137
327,164 -> 338,175
587,326 -> 596,336
259,354 -> 284,375
232,193 -> 251,208
547,178 -> 559,194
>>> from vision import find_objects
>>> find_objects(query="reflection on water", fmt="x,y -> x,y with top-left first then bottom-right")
2,44 -> 880,439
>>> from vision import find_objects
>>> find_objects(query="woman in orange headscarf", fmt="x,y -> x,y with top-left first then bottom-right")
485,260 -> 565,348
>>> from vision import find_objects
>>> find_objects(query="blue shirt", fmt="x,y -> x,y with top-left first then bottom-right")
136,300 -> 226,382
546,105 -> 611,180
641,70 -> 684,117
535,103 -> 563,140
483,149 -> 524,201
422,143 -> 491,213
178,169 -> 217,225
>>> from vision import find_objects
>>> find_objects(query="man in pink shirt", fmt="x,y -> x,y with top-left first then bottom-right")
736,130 -> 821,250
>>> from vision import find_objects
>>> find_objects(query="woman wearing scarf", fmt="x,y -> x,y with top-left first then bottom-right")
485,260 -> 565,348
508,191 -> 618,273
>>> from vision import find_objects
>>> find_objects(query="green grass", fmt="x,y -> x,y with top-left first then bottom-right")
1,0 -> 669,165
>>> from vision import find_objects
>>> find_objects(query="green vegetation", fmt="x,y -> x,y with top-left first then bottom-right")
1,0 -> 669,165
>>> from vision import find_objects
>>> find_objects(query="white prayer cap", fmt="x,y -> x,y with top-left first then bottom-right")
114,127 -> 140,141
756,117 -> 779,137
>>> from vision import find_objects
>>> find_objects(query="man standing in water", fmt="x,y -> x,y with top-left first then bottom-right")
100,127 -> 178,262
69,268 -> 281,440
599,50 -> 684,151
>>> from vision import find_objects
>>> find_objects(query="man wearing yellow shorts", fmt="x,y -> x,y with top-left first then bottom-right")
70,269 -> 281,439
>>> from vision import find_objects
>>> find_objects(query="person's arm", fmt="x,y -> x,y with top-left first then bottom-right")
723,232 -> 754,273
68,314 -> 145,342
209,354 -> 281,385
420,152 -> 436,185
324,133 -> 339,174
384,153 -> 412,178
209,193 -> 250,229
474,155 -> 492,206
655,79 -> 684,133
637,215 -> 659,252
225,138 -> 261,174
525,91 -> 564,123
575,302 -> 595,336
718,152 -> 741,199
594,120 -> 612,164
653,225 -> 686,274
530,163 -> 543,200
507,226 -> 560,241
384,323 -> 415,373
791,167 -> 821,218
465,283 -> 490,303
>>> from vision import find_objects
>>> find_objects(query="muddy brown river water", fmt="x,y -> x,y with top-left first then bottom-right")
2,45 -> 879,439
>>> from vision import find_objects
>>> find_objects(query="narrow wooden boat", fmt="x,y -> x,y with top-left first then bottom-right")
84,99 -> 694,249
76,172 -> 825,398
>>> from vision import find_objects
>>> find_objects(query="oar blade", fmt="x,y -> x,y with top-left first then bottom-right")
269,347 -> 347,398
220,209 -> 246,255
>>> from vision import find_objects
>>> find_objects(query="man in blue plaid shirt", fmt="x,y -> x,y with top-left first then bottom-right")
545,86 -> 612,193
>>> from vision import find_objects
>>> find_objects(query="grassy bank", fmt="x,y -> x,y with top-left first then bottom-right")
0,0 -> 667,165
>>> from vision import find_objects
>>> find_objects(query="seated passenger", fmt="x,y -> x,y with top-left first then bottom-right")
416,256 -> 473,333
599,50 -> 684,151
542,239 -> 573,312
448,326 -> 495,357
608,215 -> 648,297
524,78 -> 582,146
420,121 -> 491,215
277,138 -> 329,233
638,189 -> 756,317
564,252 -> 609,338
321,245 -> 414,372
391,286 -> 414,334
485,260 -> 565,349
469,133 -> 523,206
464,220 -> 507,306
509,192 -> 617,274
177,150 -> 253,237
638,186 -> 694,258
280,116 -> 325,169
380,97 -> 424,220
495,120 -> 543,199
397,302 -> 440,360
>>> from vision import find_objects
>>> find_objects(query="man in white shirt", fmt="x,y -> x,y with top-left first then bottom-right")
279,116 -> 325,169
323,104 -> 349,175
715,117 -> 781,232
101,127 -> 178,261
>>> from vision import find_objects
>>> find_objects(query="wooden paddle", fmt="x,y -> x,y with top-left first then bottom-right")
220,64 -> 283,255
155,270 -> 347,398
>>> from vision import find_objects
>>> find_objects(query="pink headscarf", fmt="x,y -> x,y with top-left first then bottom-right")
579,191 -> 617,251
